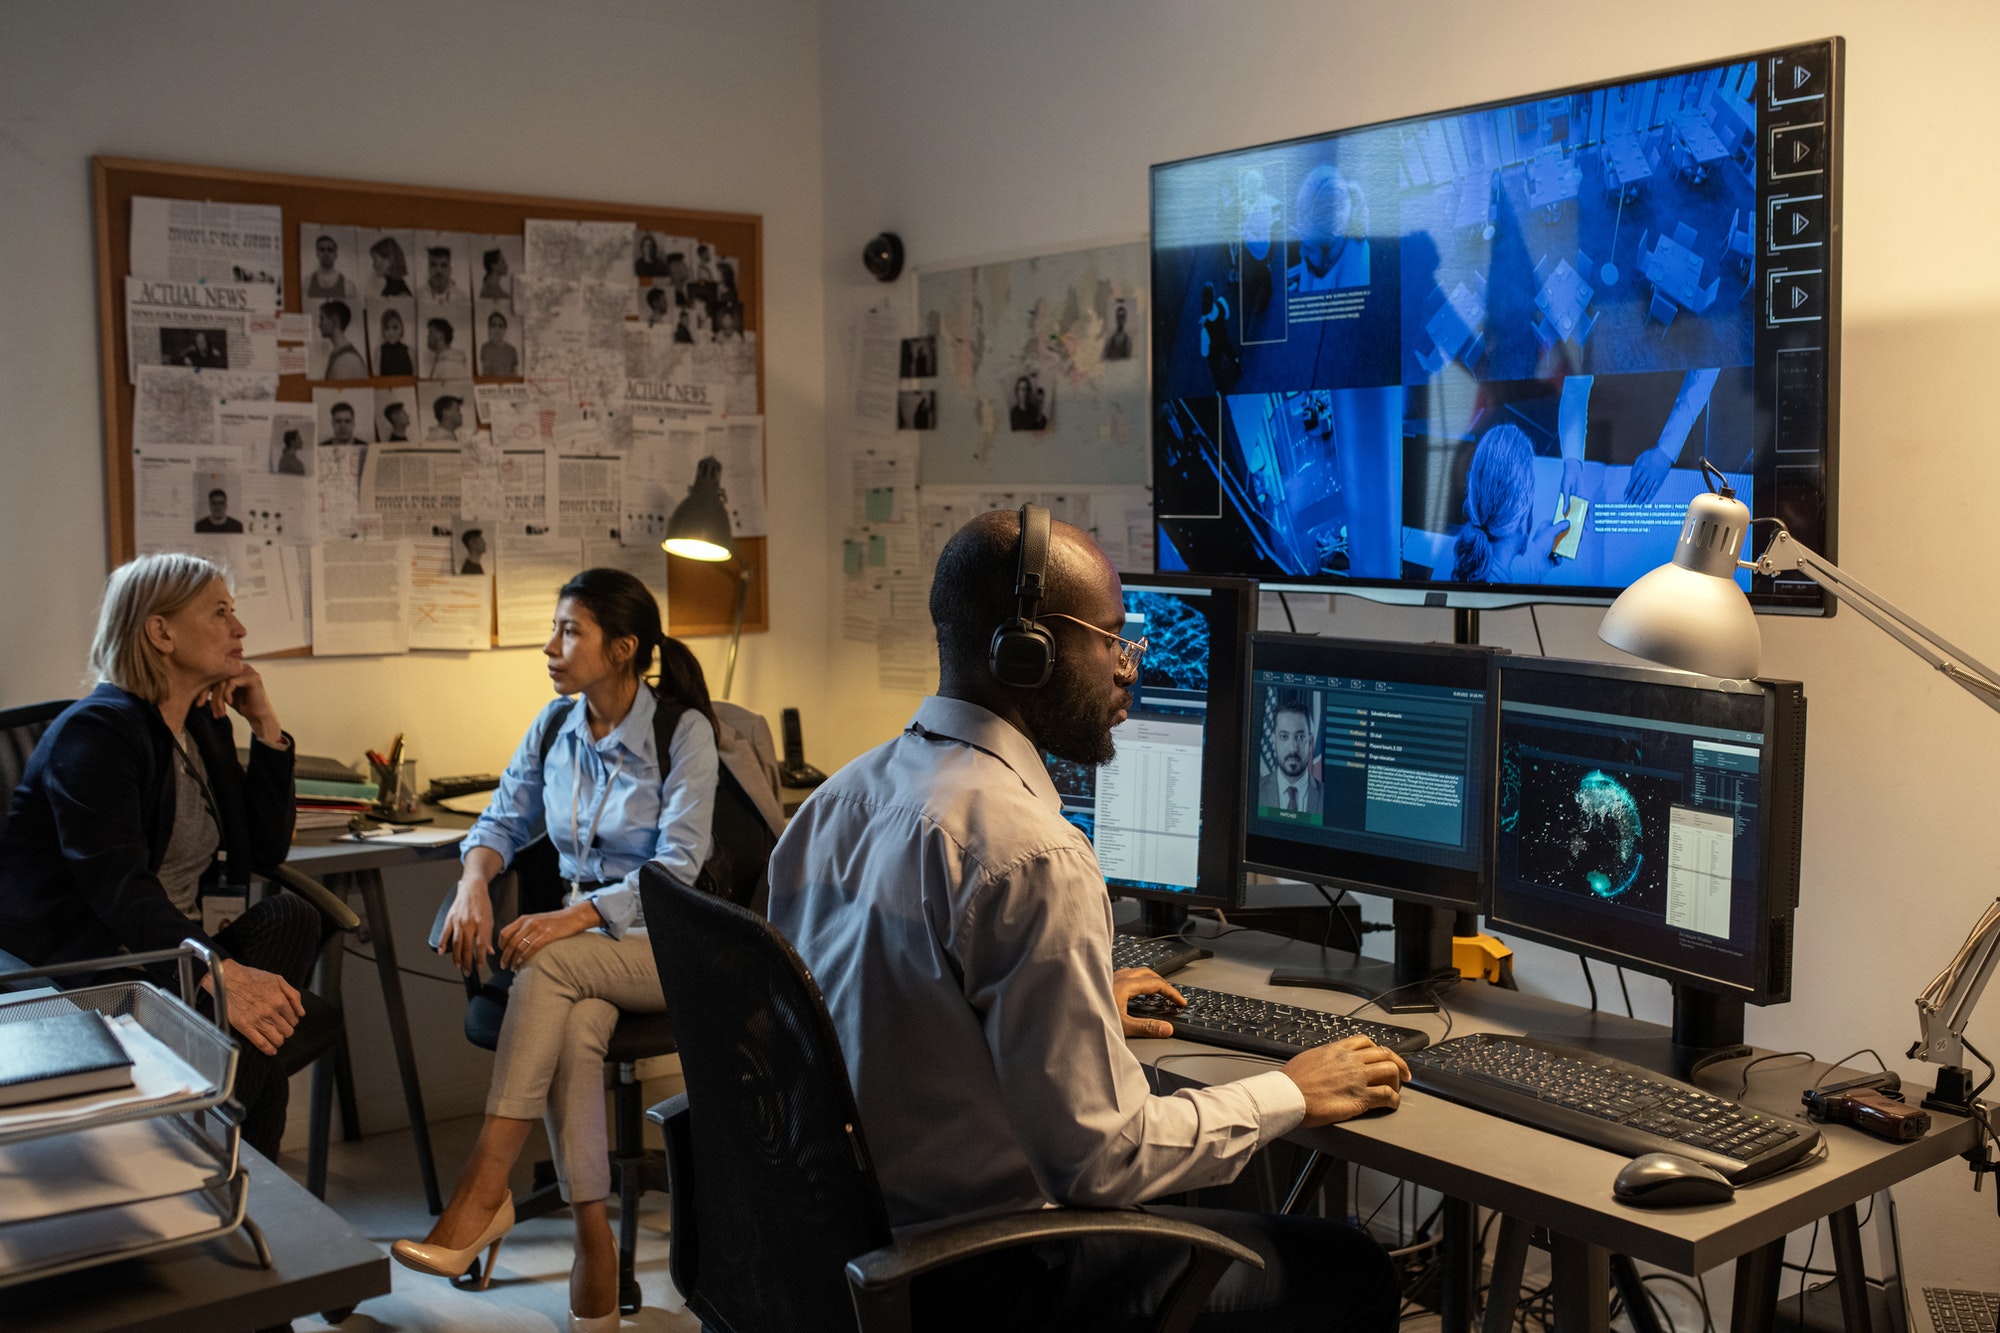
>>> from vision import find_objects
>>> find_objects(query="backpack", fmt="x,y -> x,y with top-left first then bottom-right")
512,689 -> 786,917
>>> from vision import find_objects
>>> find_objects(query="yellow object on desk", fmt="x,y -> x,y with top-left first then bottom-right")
1453,932 -> 1515,986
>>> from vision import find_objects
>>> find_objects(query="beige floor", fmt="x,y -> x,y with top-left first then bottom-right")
283,1112 -> 700,1333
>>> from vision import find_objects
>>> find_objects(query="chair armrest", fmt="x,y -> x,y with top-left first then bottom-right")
845,1206 -> 1262,1294
645,1092 -> 689,1128
269,864 -> 361,933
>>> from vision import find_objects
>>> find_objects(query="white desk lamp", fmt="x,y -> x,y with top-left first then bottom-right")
662,456 -> 754,700
1598,461 -> 2000,1114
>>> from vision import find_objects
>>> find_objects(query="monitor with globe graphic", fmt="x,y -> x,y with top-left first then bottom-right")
1488,654 -> 1806,1057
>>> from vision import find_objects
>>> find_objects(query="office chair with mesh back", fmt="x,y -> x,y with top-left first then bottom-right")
637,865 -> 1262,1333
0,699 -> 362,1197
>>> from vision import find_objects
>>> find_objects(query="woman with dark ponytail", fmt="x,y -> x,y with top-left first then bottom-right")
397,568 -> 717,1331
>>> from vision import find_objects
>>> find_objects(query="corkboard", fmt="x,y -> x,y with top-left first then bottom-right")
92,155 -> 767,642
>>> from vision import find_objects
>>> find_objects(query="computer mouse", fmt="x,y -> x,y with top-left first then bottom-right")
1612,1152 -> 1736,1207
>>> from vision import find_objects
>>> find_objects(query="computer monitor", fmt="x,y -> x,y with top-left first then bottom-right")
1151,39 -> 1841,613
1045,574 -> 1256,927
1487,656 -> 1806,1074
1241,633 -> 1499,1008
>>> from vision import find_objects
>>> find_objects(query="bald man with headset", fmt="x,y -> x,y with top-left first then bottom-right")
768,504 -> 1406,1332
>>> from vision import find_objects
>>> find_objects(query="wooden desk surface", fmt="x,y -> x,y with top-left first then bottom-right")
9,1144 -> 388,1332
1140,929 -> 1978,1275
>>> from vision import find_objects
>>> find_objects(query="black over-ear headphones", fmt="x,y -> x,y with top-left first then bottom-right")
988,503 -> 1054,689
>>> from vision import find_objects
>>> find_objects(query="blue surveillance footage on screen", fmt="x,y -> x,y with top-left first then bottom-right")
1152,43 -> 1839,610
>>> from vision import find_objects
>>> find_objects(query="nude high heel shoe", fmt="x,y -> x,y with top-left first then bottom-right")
390,1194 -> 515,1289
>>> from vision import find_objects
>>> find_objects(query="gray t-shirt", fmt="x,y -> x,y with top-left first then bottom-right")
159,732 -> 219,920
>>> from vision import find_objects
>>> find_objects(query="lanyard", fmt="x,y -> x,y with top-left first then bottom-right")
568,740 -> 627,891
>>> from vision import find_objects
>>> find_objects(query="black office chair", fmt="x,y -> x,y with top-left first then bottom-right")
0,699 -> 362,1199
637,865 -> 1262,1332
429,835 -> 673,1316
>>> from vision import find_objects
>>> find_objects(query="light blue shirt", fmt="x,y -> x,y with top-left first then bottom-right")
769,696 -> 1303,1227
462,687 -> 717,937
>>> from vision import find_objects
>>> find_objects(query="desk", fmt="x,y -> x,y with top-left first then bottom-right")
1525,151 -> 1582,220
1643,234 -> 1706,309
288,813 -> 474,1215
1138,931 -> 1978,1333
1674,114 -> 1731,173
1601,134 -> 1652,196
1454,173 -> 1497,234
9,1143 -> 389,1331
1425,282 -> 1486,366
1536,259 -> 1595,343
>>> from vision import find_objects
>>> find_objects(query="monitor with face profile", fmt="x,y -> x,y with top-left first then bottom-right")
1240,633 -> 1499,1006
1043,573 -> 1256,921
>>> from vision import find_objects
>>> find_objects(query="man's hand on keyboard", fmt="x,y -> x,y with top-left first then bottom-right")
1285,1035 -> 1411,1127
1113,967 -> 1185,1039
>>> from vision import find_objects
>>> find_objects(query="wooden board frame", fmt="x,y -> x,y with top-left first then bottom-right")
91,155 -> 767,641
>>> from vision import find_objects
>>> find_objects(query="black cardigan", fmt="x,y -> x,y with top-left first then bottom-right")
0,683 -> 295,969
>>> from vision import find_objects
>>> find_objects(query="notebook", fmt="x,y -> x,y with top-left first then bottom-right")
0,1010 -> 136,1108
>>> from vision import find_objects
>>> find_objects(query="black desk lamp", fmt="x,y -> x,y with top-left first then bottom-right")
662,456 -> 754,699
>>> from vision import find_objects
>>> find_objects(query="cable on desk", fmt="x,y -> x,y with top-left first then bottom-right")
1278,591 -> 1298,633
1579,955 -> 1599,1011
341,945 -> 468,988
1529,605 -> 1547,657
1616,966 -> 1635,1019
1964,1033 -> 1995,1103
1809,1049 -> 1889,1090
1734,1049 -> 1815,1099
1311,881 -> 1365,956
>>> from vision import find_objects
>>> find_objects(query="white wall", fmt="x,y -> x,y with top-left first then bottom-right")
0,0 -> 829,779
819,1 -> 2000,1077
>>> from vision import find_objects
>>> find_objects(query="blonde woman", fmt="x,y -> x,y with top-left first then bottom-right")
0,553 -> 314,1160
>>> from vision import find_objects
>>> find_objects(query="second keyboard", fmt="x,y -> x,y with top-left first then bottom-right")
1406,1033 -> 1821,1183
1127,984 -> 1430,1059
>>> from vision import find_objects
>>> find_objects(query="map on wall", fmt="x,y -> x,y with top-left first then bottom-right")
915,240 -> 1150,486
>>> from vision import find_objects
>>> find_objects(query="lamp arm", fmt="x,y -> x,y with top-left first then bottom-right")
1911,897 -> 2000,1069
1750,528 -> 2000,714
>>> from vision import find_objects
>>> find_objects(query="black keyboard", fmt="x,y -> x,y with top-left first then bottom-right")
1406,1033 -> 1821,1183
1126,984 -> 1430,1059
425,773 -> 501,801
1111,936 -> 1211,978
1925,1288 -> 2000,1333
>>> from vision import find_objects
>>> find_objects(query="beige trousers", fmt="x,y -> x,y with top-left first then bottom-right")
486,929 -> 664,1202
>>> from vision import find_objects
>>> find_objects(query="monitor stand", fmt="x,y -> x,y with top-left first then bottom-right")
1268,901 -> 1459,1014
1121,898 -> 1189,940
1525,986 -> 1750,1082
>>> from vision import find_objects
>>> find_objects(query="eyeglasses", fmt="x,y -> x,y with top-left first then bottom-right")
1038,613 -> 1148,673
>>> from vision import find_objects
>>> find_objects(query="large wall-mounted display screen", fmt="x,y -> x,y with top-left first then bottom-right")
1152,40 -> 1841,611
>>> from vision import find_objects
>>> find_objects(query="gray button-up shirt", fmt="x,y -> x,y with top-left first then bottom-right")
769,695 -> 1305,1227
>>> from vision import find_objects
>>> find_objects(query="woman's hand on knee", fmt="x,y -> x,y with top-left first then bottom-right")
496,902 -> 597,971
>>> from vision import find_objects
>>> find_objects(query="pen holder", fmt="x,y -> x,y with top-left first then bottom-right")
369,759 -> 420,820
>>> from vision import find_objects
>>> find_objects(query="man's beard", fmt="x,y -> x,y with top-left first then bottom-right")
1277,751 -> 1307,778
1025,660 -> 1126,767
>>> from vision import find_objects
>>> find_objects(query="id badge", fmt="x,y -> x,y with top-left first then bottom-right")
201,886 -> 249,937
